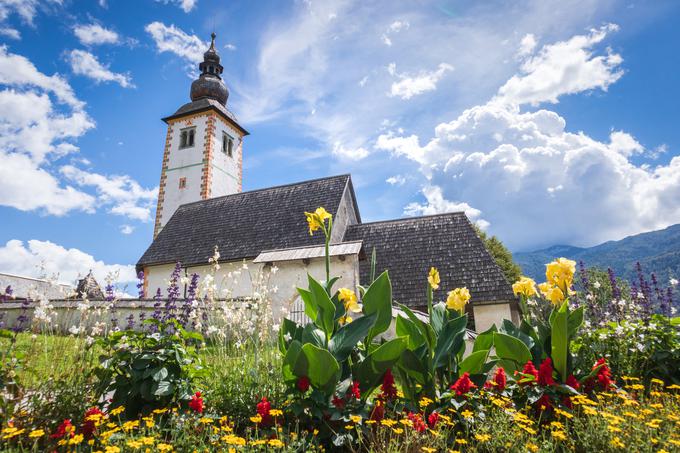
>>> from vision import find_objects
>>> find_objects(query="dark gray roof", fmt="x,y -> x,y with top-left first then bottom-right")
344,213 -> 514,308
162,98 -> 248,135
137,175 -> 358,269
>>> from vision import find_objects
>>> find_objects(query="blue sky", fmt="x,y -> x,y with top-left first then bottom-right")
1,0 -> 679,286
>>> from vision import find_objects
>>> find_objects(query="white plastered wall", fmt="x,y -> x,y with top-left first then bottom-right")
472,302 -> 516,333
210,117 -> 242,197
145,255 -> 360,321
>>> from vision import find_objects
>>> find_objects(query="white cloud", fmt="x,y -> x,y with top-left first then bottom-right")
381,20 -> 409,46
389,63 -> 453,100
0,239 -> 136,286
155,0 -> 197,13
119,224 -> 135,235
145,21 -> 205,64
224,43 -> 237,51
332,142 -> 369,160
386,175 -> 406,186
0,26 -> 19,39
73,23 -> 119,45
404,185 -> 489,229
0,150 -> 95,215
66,50 -> 134,88
517,33 -> 537,57
60,165 -> 158,222
496,24 -> 623,106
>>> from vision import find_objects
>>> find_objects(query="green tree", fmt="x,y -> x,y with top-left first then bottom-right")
474,226 -> 522,284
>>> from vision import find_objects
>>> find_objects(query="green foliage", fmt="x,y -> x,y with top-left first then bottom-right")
474,226 -> 522,284
93,319 -> 206,418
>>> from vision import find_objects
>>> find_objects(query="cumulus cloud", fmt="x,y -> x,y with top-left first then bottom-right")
386,175 -> 406,186
404,185 -> 489,229
145,21 -> 205,64
332,142 -> 369,160
496,24 -> 623,106
0,239 -> 137,285
73,23 -> 119,45
377,25 -> 680,250
389,63 -> 453,100
119,224 -> 135,235
0,26 -> 19,39
60,165 -> 158,222
381,20 -> 409,46
66,50 -> 134,88
517,33 -> 537,57
155,0 -> 197,13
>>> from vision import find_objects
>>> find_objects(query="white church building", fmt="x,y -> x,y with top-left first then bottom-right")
137,34 -> 517,333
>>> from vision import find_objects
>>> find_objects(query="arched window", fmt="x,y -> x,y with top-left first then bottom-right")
180,131 -> 187,148
180,127 -> 196,149
222,132 -> 233,157
188,129 -> 195,147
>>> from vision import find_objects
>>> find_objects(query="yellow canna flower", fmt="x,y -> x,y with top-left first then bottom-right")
538,282 -> 565,305
428,267 -> 440,290
545,258 -> 576,290
338,288 -> 361,313
512,276 -> 537,298
304,207 -> 332,235
446,287 -> 470,312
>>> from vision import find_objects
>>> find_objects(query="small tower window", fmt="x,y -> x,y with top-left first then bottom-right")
222,132 -> 234,157
179,127 -> 196,149
179,177 -> 187,189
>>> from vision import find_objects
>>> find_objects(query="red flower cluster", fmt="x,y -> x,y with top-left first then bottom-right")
349,380 -> 361,400
485,367 -> 507,391
538,358 -> 555,386
370,399 -> 384,422
520,360 -> 538,384
332,395 -> 345,409
536,394 -> 552,412
427,411 -> 439,428
566,374 -> 580,390
379,369 -> 398,400
81,407 -> 103,438
189,392 -> 204,414
297,376 -> 310,393
450,372 -> 477,396
407,411 -> 427,433
591,358 -> 613,391
256,397 -> 273,425
50,419 -> 74,439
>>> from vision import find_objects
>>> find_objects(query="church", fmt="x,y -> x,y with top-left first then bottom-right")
136,34 -> 517,333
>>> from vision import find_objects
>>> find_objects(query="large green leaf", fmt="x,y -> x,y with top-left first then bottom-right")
493,332 -> 532,365
362,271 -> 393,341
282,340 -> 303,382
430,303 -> 448,335
459,349 -> 489,375
329,313 -> 377,362
278,318 -> 302,354
551,301 -> 569,382
473,325 -> 497,353
297,288 -> 317,322
301,344 -> 340,392
396,316 -> 425,350
301,324 -> 327,348
399,304 -> 436,350
397,349 -> 427,384
567,306 -> 584,338
433,315 -> 467,368
354,337 -> 408,396
308,274 -> 336,337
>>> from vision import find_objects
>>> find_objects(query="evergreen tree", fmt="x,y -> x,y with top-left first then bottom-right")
474,226 -> 522,284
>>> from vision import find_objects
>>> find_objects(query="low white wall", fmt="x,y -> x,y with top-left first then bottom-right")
472,302 -> 516,333
144,255 -> 360,321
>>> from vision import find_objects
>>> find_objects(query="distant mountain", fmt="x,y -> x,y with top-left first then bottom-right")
514,224 -> 680,283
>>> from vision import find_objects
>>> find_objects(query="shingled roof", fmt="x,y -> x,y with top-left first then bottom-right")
343,213 -> 515,308
137,175 -> 359,269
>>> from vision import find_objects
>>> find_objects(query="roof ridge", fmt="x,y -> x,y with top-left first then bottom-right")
354,211 -> 467,227
177,174 -> 352,209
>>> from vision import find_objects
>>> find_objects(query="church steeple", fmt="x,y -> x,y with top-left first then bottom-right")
190,32 -> 228,105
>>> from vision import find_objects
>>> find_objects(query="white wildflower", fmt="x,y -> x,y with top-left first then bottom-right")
670,278 -> 678,286
593,281 -> 601,289
283,332 -> 292,342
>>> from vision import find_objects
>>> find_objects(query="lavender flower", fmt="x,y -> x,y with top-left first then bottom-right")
136,271 -> 145,299
165,262 -> 182,322
126,313 -> 135,330
180,273 -> 200,328
607,268 -> 621,301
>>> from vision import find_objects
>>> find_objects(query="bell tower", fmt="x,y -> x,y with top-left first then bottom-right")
153,33 -> 249,237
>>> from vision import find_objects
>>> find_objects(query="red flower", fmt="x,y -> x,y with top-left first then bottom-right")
256,397 -> 273,425
348,380 -> 361,400
566,374 -> 580,390
370,400 -> 384,422
493,367 -> 507,391
189,392 -> 204,414
538,358 -> 555,386
536,394 -> 552,412
450,372 -> 477,396
380,369 -> 398,400
407,412 -> 427,433
593,358 -> 613,390
520,360 -> 538,384
50,419 -> 74,439
427,411 -> 439,428
297,376 -> 310,393
332,395 -> 345,409
81,407 -> 103,438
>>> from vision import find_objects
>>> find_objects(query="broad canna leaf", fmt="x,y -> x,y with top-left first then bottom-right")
397,349 -> 427,384
567,306 -> 584,338
433,315 -> 467,369
430,303 -> 448,335
459,349 -> 489,375
354,337 -> 408,396
493,332 -> 532,365
362,271 -> 393,342
301,343 -> 340,393
308,274 -> 336,338
297,288 -> 317,322
473,325 -> 496,353
301,324 -> 327,348
329,313 -> 377,362
399,304 -> 436,351
551,301 -> 569,382
396,316 -> 426,350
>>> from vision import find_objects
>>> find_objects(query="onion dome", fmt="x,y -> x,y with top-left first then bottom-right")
190,32 -> 229,105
